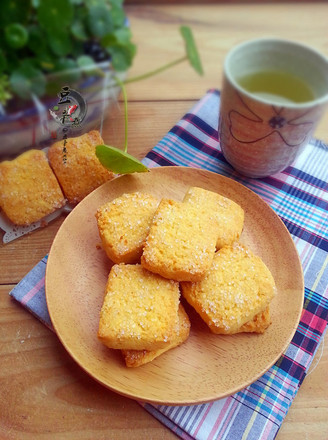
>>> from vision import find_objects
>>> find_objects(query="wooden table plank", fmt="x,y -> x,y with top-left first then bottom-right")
124,3 -> 328,141
125,4 -> 328,100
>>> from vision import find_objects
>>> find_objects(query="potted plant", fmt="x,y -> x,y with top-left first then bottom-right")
0,0 -> 136,158
0,0 -> 203,170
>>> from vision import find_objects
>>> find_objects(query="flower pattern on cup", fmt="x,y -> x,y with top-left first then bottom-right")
229,93 -> 314,147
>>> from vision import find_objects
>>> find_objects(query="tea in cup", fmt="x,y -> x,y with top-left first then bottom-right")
219,38 -> 328,178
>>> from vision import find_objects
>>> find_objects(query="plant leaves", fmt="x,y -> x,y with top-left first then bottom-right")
101,28 -> 132,48
0,0 -> 30,27
87,5 -> 114,38
45,58 -> 81,95
85,0 -> 107,7
106,41 -> 136,71
28,25 -> 47,55
0,74 -> 12,106
48,29 -> 73,56
5,23 -> 29,49
113,27 -> 133,44
71,19 -> 88,40
76,55 -> 102,76
54,58 -> 81,82
37,54 -> 56,72
77,55 -> 95,68
96,144 -> 149,174
180,26 -> 203,76
10,63 -> 46,99
0,50 -> 7,73
101,33 -> 117,48
37,0 -> 73,33
110,1 -> 126,28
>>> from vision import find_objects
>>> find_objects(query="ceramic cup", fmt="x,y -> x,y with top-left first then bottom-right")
219,38 -> 328,178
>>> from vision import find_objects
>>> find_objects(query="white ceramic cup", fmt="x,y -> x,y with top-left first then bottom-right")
219,38 -> 328,178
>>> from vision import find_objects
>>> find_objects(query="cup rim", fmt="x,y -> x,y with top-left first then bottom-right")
224,37 -> 328,109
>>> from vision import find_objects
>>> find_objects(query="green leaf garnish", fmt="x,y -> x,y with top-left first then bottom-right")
95,77 -> 148,175
180,25 -> 203,76
96,144 -> 149,174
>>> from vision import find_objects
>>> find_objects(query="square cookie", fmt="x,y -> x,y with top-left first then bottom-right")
141,199 -> 218,282
98,264 -> 180,350
0,149 -> 65,225
122,304 -> 190,367
48,130 -> 113,204
96,192 -> 159,264
181,243 -> 276,334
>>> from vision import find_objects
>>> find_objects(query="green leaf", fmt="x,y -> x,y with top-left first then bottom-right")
96,144 -> 149,174
37,0 -> 73,33
0,74 -> 12,106
76,55 -> 101,76
45,58 -> 80,95
37,54 -> 56,72
10,63 -> 46,99
114,27 -> 132,44
48,29 -> 73,56
101,33 -> 116,47
180,26 -> 203,76
0,50 -> 8,73
0,0 -> 30,27
107,41 -> 136,71
110,1 -> 126,28
110,0 -> 124,6
27,26 -> 47,55
77,55 -> 95,68
85,0 -> 107,7
6,53 -> 20,73
53,58 -> 81,82
87,5 -> 114,38
71,19 -> 88,40
5,23 -> 29,49
71,39 -> 84,59
101,28 -> 132,47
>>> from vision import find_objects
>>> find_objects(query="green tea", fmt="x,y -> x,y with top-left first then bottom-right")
237,70 -> 315,104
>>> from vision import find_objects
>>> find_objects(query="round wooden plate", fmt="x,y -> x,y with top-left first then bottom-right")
46,167 -> 304,405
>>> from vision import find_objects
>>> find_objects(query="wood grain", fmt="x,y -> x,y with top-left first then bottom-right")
1,3 -> 328,439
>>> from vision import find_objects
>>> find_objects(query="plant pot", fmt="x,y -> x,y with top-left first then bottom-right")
0,61 -> 124,160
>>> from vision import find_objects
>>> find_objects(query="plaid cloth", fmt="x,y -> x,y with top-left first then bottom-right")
9,89 -> 328,440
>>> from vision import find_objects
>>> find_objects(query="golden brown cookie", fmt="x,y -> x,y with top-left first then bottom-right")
98,264 -> 180,350
237,306 -> 271,334
122,304 -> 190,367
0,149 -> 65,225
183,186 -> 244,249
96,192 -> 159,264
181,243 -> 276,334
141,199 -> 218,282
48,130 -> 113,204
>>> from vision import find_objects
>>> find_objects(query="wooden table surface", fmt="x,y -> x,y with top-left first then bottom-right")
1,3 -> 327,440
